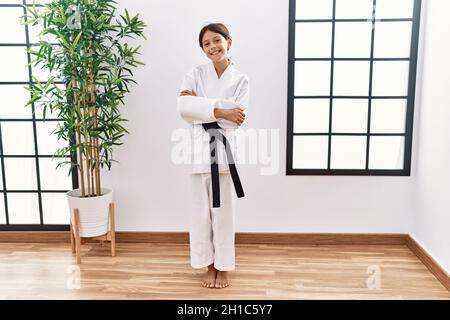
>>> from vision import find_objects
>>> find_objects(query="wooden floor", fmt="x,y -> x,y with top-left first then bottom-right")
0,242 -> 448,300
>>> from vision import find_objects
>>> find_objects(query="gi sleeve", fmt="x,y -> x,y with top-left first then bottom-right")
215,76 -> 250,128
177,69 -> 218,124
215,76 -> 249,111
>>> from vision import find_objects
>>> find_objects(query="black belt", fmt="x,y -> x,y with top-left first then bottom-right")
202,122 -> 245,208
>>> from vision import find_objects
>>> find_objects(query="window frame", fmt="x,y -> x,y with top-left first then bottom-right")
286,0 -> 422,176
0,1 -> 77,231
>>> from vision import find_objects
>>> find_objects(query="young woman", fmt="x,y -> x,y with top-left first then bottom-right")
177,23 -> 249,289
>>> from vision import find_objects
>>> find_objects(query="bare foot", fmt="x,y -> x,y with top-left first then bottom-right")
201,264 -> 217,288
215,271 -> 230,289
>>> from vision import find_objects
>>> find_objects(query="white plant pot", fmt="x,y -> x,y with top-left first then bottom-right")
66,188 -> 113,238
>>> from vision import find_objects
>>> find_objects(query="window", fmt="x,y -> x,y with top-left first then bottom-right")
0,1 -> 74,231
287,0 -> 422,175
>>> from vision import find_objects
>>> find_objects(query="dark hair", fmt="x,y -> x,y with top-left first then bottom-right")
198,23 -> 231,48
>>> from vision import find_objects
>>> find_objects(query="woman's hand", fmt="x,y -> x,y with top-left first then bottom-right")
179,90 -> 197,96
214,108 -> 246,126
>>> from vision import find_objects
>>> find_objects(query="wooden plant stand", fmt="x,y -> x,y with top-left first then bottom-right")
69,203 -> 116,264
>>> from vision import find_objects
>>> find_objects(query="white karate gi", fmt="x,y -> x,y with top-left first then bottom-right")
177,60 -> 249,271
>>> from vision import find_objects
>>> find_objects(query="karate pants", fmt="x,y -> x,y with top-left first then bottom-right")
188,172 -> 236,271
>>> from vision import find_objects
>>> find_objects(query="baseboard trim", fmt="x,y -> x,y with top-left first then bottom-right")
114,232 -> 409,245
0,231 -> 448,291
115,232 -> 189,243
406,235 -> 450,291
0,231 -> 69,242
235,232 -> 407,245
0,231 -> 408,245
89,232 -> 410,245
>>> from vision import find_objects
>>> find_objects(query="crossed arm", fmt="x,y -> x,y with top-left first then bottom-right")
179,90 -> 246,126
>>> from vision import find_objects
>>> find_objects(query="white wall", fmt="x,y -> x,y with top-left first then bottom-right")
100,0 -> 416,235
411,0 -> 450,273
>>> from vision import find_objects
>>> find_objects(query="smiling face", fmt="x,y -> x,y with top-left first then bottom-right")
201,30 -> 232,63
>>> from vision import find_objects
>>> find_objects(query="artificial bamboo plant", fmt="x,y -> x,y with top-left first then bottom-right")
23,0 -> 146,197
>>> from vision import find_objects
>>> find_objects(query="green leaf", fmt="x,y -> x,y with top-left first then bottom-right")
25,0 -> 147,190
72,31 -> 83,48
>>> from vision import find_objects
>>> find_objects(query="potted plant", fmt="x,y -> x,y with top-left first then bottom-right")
23,0 -> 146,260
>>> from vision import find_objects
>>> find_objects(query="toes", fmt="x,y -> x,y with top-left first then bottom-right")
215,281 -> 228,289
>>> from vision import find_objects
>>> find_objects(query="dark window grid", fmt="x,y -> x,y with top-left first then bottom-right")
0,44 -> 28,47
0,224 -> 69,231
1,155 -> 70,158
293,96 -> 408,98
326,0 -> 336,170
0,119 -> 63,121
0,3 -> 44,7
365,0 -> 377,171
0,123 -> 9,224
0,4 -> 27,8
0,43 -> 60,47
24,1 -> 43,225
286,0 -> 422,176
285,169 -> 410,176
293,133 -> 406,136
0,1 -> 77,230
0,190 -> 70,193
0,82 -> 65,85
295,18 -> 413,23
294,58 -> 410,61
